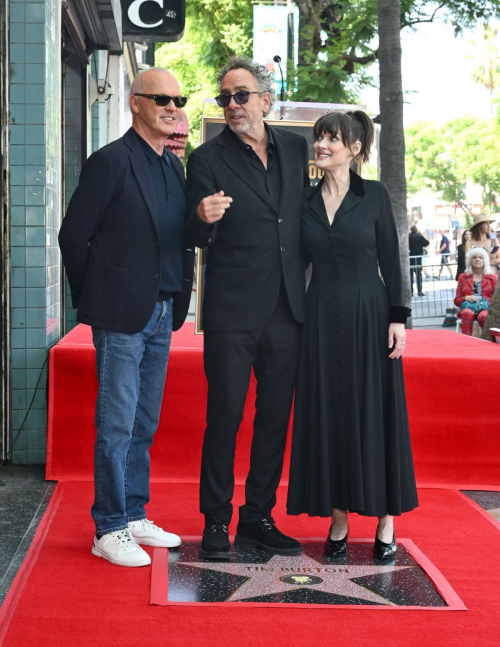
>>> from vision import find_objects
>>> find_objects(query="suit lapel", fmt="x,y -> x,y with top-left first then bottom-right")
124,129 -> 160,235
306,180 -> 330,228
273,126 -> 295,216
219,127 -> 277,212
332,190 -> 363,224
307,170 -> 365,228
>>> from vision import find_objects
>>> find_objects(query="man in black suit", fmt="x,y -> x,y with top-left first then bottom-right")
186,57 -> 310,559
408,225 -> 430,296
59,68 -> 194,567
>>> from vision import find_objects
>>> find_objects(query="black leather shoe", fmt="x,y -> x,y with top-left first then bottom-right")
374,531 -> 397,559
235,517 -> 302,555
418,292 -> 425,296
325,525 -> 348,556
200,522 -> 230,560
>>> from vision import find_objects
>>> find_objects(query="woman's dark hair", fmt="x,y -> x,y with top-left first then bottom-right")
470,223 -> 490,241
313,110 -> 375,163
461,229 -> 470,245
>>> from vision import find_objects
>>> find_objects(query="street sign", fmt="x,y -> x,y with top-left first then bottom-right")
121,0 -> 185,42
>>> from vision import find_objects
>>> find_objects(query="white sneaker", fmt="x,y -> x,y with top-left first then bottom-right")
128,518 -> 182,548
91,528 -> 151,567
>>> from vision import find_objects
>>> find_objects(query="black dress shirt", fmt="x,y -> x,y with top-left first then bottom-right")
230,124 -> 281,207
137,132 -> 186,299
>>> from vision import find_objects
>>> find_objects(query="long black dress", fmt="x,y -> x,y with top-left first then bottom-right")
287,171 -> 418,518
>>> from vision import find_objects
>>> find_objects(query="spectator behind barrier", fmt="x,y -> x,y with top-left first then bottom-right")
455,229 -> 471,280
409,225 -> 429,296
454,247 -> 498,336
464,214 -> 500,275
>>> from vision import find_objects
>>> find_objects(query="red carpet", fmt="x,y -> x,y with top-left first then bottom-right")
2,324 -> 497,646
47,324 -> 500,486
1,483 -> 500,646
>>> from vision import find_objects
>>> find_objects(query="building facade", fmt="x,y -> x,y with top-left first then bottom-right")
1,0 -> 158,463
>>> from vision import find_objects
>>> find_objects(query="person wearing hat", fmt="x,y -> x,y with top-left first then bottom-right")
464,214 -> 500,275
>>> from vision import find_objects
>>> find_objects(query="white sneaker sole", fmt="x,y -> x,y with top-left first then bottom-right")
133,536 -> 182,548
91,546 -> 151,567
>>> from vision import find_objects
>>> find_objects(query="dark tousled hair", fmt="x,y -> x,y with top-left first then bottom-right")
313,110 -> 375,163
470,223 -> 490,241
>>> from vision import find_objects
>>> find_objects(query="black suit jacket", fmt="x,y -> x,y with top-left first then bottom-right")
186,125 -> 310,331
408,231 -> 430,257
59,128 -> 195,334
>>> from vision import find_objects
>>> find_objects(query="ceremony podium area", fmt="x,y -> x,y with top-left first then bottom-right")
47,323 -> 500,487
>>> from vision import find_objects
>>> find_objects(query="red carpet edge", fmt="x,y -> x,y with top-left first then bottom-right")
0,483 -> 66,647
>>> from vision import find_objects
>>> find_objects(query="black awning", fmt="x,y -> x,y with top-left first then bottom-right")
70,0 -> 123,55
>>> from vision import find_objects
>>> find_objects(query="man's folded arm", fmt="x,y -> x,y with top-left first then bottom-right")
185,150 -> 219,249
58,151 -> 115,308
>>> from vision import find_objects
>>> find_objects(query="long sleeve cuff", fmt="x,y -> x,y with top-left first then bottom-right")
193,214 -> 214,232
389,306 -> 411,324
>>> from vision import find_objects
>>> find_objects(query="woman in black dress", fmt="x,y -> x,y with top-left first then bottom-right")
287,111 -> 418,559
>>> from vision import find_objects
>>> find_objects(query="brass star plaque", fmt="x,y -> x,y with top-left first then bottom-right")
151,538 -> 466,610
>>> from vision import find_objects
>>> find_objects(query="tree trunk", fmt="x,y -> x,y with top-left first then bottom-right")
377,0 -> 412,324
481,279 -> 500,341
295,0 -> 322,66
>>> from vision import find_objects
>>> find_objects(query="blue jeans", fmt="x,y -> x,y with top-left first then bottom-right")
91,300 -> 173,535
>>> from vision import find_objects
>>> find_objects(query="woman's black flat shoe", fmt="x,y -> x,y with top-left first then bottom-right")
325,525 -> 348,556
374,531 -> 397,559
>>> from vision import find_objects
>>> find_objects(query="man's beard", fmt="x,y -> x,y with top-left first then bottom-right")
227,110 -> 253,134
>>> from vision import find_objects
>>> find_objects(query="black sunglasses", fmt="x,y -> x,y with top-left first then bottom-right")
134,93 -> 188,108
215,91 -> 262,108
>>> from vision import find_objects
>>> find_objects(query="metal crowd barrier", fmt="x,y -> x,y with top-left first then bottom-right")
409,253 -> 458,320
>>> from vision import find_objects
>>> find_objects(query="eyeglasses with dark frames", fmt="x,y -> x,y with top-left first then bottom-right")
214,91 -> 263,108
134,94 -> 188,108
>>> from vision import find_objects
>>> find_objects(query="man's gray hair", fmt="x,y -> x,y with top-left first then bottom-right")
130,67 -> 173,96
217,57 -> 276,117
465,246 -> 493,275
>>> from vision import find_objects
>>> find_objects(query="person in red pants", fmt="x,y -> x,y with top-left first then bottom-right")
455,247 -> 498,335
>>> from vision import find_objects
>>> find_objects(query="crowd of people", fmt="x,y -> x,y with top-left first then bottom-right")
409,215 -> 500,336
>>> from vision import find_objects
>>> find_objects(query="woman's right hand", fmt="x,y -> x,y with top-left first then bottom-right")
465,295 -> 478,302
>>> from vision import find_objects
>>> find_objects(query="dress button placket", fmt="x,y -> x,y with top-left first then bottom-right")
330,229 -> 342,388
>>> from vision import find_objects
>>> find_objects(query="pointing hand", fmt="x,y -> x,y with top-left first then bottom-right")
197,191 -> 233,224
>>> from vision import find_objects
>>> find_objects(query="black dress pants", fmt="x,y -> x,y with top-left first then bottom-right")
410,258 -> 423,294
200,283 -> 301,526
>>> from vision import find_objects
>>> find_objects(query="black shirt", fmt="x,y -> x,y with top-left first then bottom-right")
229,124 -> 281,207
136,132 -> 186,299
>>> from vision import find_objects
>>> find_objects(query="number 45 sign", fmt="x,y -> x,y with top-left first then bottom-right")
121,0 -> 185,42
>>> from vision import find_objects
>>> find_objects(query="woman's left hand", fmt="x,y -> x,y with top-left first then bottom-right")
388,323 -> 406,359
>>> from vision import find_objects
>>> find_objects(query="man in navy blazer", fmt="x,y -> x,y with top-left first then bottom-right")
59,68 -> 194,567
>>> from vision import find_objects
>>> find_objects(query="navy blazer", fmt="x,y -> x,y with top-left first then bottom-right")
59,128 -> 195,334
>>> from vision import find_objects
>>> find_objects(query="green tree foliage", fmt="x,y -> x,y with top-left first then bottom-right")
467,24 -> 500,116
406,116 -> 500,213
292,0 -> 500,103
291,0 -> 379,103
156,0 -> 500,149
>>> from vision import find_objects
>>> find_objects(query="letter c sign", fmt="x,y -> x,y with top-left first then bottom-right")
121,0 -> 185,42
128,0 -> 163,28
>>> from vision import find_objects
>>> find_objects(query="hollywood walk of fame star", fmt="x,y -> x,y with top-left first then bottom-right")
488,507 -> 500,523
177,553 -> 414,604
